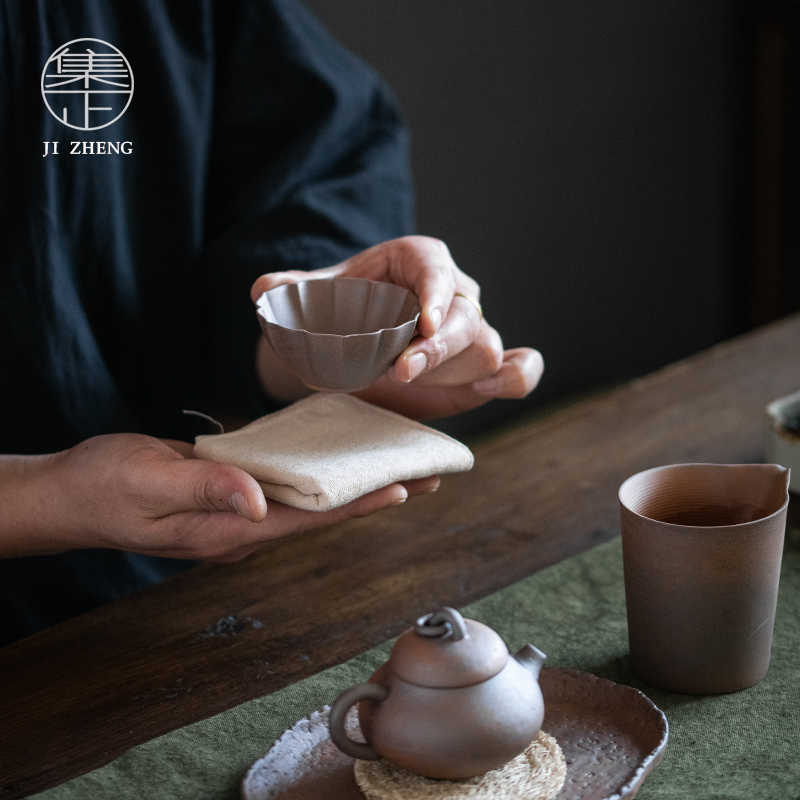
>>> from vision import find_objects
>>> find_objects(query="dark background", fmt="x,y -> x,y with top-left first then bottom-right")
304,0 -> 799,440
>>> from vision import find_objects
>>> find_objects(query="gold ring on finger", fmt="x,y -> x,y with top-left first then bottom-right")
454,292 -> 483,320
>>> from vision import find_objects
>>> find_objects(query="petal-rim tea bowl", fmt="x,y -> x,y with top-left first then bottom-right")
256,277 -> 421,392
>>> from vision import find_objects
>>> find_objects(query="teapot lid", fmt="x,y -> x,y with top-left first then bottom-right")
388,607 -> 508,688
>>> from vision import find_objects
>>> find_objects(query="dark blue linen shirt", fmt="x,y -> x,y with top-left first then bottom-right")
0,0 -> 414,645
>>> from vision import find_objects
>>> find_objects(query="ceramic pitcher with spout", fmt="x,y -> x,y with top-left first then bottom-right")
619,462 -> 790,694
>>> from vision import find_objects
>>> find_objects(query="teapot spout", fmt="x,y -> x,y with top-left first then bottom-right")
513,644 -> 546,680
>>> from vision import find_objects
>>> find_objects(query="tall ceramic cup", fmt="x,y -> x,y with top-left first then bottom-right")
619,463 -> 790,694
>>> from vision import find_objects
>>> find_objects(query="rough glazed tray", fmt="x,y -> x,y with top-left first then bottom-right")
242,668 -> 668,800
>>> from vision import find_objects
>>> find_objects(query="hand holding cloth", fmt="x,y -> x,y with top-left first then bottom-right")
195,394 -> 473,511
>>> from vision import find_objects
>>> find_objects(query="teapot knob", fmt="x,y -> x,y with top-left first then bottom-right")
414,606 -> 468,640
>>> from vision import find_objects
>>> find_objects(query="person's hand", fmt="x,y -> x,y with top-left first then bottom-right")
250,236 -> 544,419
0,434 -> 439,561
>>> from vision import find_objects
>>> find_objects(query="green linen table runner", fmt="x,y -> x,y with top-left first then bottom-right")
35,528 -> 800,800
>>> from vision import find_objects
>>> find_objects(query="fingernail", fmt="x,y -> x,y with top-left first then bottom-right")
391,487 -> 409,506
405,352 -> 427,382
229,492 -> 249,517
430,307 -> 443,331
473,377 -> 501,395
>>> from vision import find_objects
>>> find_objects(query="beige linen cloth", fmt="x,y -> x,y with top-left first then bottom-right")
194,393 -> 474,511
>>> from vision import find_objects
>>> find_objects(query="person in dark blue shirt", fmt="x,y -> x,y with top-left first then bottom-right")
0,0 -> 543,645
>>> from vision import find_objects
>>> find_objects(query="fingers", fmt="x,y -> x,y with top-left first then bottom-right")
247,237 -> 545,420
225,476 -> 439,541
208,482 -> 411,557
393,294 -> 489,383
381,237 -> 465,338
52,432 -> 441,563
357,378 -> 494,420
472,348 -> 545,398
139,478 -> 437,562
250,269 -> 306,302
249,266 -> 342,302
400,475 -> 441,496
323,237 -> 462,337
249,237 -> 476,340
356,347 -> 544,419
205,478 -> 440,562
396,320 -> 503,386
298,482 -> 410,525
144,457 -> 268,523
386,239 -> 478,341
249,238 -> 483,378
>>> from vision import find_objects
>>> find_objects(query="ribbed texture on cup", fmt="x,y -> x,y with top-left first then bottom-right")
255,278 -> 421,392
619,463 -> 788,527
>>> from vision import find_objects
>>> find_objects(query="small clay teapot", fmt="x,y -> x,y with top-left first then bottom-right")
329,607 -> 546,779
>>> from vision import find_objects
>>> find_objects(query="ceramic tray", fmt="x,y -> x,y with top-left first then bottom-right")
242,667 -> 668,800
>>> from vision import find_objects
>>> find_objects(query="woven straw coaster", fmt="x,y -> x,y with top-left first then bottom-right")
353,730 -> 565,800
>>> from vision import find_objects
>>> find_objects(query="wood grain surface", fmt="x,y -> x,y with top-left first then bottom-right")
1,314 -> 799,798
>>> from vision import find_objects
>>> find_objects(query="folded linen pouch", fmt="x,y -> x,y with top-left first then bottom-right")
194,393 -> 474,511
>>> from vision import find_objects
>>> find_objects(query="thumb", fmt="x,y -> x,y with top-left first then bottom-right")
151,458 -> 267,522
250,265 -> 344,302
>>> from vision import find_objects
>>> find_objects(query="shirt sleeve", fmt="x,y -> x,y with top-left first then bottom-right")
200,0 -> 415,419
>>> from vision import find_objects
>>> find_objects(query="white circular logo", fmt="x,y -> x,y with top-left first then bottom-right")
41,38 -> 133,131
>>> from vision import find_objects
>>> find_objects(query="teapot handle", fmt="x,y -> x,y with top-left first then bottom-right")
329,682 -> 389,761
